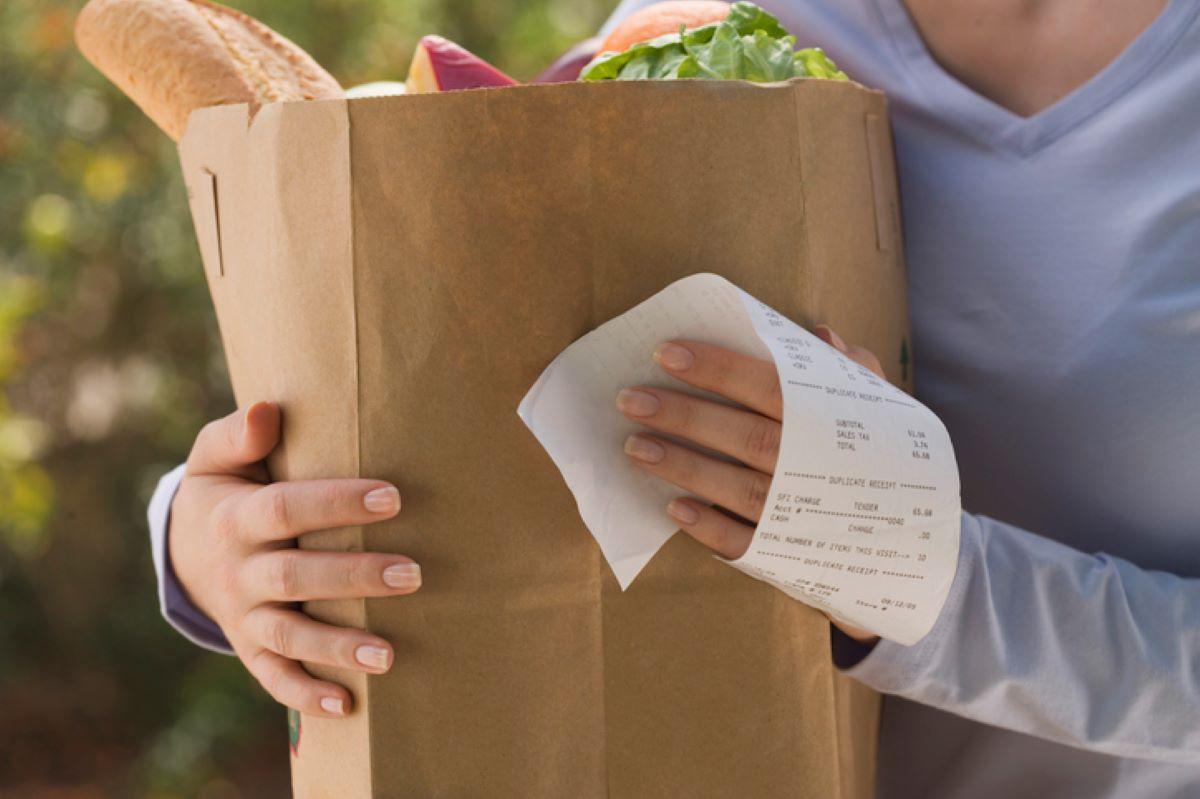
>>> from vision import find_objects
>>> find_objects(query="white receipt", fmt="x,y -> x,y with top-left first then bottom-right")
518,274 -> 961,644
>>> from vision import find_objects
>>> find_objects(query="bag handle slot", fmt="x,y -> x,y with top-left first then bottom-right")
865,113 -> 900,255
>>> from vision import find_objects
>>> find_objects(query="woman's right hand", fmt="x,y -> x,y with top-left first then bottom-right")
168,401 -> 420,718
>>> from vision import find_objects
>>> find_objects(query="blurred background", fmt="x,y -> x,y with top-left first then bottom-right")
0,0 -> 611,795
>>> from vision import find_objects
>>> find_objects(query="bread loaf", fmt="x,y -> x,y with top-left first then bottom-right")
75,0 -> 343,141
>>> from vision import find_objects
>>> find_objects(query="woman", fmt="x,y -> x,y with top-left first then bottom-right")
152,0 -> 1200,795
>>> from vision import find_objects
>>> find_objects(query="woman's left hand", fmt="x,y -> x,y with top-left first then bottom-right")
616,324 -> 884,644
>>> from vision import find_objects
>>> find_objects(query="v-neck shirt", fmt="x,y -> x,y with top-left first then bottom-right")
610,1 -> 1200,795
871,0 -> 1199,155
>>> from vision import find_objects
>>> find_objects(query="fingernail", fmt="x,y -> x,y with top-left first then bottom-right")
667,499 -> 699,525
654,342 -> 694,371
616,388 -> 660,417
320,697 -> 345,716
364,486 -> 400,514
383,562 -> 422,590
624,435 -> 665,463
243,401 -> 275,433
355,644 -> 390,671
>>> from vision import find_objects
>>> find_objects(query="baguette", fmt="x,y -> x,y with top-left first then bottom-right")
75,0 -> 343,141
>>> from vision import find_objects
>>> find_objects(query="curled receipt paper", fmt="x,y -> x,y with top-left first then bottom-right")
518,274 -> 961,645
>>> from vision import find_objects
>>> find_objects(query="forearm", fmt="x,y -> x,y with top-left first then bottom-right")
842,512 -> 1200,763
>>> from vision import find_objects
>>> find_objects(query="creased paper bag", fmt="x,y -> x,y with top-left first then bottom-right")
178,78 -> 907,799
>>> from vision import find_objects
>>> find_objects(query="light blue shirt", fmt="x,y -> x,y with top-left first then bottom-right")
151,1 -> 1200,795
606,0 -> 1200,794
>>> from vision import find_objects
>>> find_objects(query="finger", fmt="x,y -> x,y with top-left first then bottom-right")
847,345 -> 886,379
624,434 -> 772,523
243,550 -> 422,603
653,341 -> 783,420
245,606 -> 395,675
814,324 -> 886,379
616,387 -> 781,473
665,497 -> 754,559
242,647 -> 352,717
813,323 -> 848,353
233,479 -> 402,543
187,402 -> 281,480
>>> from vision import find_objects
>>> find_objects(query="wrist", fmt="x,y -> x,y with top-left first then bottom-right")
166,490 -> 218,623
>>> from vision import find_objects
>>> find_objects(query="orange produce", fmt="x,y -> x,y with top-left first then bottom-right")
600,1 -> 730,53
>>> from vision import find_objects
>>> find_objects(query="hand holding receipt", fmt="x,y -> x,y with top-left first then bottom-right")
519,274 -> 961,644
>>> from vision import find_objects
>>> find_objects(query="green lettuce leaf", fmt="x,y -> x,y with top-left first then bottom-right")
794,47 -> 845,79
580,1 -> 847,83
724,1 -> 789,38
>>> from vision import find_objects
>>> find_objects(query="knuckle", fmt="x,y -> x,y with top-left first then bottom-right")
763,372 -> 783,405
742,475 -> 770,518
671,449 -> 697,482
210,499 -> 242,547
708,352 -> 734,388
265,486 -> 292,533
224,413 -> 243,454
743,420 -> 781,461
344,557 -> 375,591
714,524 -> 737,558
671,396 -> 696,431
317,481 -> 344,508
262,615 -> 292,656
267,554 -> 301,600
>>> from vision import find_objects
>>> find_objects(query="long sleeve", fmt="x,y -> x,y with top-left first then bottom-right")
844,512 -> 1200,764
148,464 -> 233,654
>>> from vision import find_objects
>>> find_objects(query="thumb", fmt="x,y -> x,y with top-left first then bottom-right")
239,401 -> 282,463
186,401 -> 281,479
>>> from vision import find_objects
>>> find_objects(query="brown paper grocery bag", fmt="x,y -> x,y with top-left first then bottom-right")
179,77 -> 906,798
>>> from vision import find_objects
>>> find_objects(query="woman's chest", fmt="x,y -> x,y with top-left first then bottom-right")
897,133 -> 1200,570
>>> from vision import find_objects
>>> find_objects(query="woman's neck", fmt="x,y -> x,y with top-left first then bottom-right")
902,0 -> 1169,116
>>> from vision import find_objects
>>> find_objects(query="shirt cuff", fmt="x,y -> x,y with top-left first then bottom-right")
831,626 -> 878,669
838,513 -> 978,694
148,463 -> 234,654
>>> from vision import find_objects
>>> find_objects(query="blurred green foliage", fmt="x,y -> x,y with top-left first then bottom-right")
0,0 -> 610,794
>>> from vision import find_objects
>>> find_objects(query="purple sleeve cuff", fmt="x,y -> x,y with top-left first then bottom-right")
831,626 -> 879,669
149,464 -> 234,654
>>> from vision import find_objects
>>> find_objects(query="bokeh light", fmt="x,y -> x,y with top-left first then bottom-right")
1,0 -> 611,793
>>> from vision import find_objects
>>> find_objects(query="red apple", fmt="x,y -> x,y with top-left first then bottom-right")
406,35 -> 518,93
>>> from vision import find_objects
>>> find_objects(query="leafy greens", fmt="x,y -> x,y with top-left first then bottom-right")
581,2 -> 848,83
